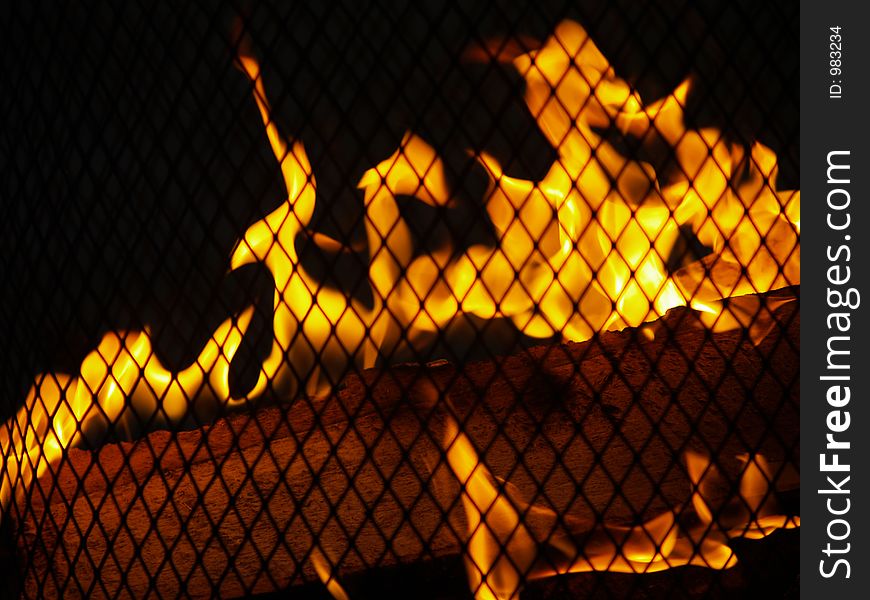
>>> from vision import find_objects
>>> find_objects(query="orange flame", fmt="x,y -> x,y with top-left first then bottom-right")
442,418 -> 797,600
0,20 -> 798,586
311,546 -> 351,600
0,314 -> 250,510
228,17 -> 799,399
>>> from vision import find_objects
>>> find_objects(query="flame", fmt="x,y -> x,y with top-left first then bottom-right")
0,17 -> 799,590
444,418 -> 538,600
442,417 -> 797,600
227,18 -> 800,394
311,546 -> 351,600
0,312 -> 252,508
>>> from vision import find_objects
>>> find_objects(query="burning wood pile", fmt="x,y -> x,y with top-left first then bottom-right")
12,295 -> 798,598
1,15 -> 798,600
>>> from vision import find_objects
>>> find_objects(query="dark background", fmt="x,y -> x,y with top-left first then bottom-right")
0,0 -> 798,423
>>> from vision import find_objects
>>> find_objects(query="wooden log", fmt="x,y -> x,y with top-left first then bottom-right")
9,296 -> 799,598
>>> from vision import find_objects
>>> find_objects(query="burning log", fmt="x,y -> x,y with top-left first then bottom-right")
0,23 -> 801,596
9,293 -> 798,598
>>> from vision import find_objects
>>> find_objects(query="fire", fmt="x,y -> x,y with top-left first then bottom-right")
311,406 -> 799,600
0,314 -> 251,510
0,16 -> 798,593
311,546 -> 351,600
442,417 -> 798,600
227,18 -> 799,401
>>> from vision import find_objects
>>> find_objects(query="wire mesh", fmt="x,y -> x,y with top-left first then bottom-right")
0,0 -> 798,598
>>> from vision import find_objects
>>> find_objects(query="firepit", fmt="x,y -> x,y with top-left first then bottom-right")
0,1 -> 799,598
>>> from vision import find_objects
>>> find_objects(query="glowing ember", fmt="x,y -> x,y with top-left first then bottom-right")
0,17 -> 798,592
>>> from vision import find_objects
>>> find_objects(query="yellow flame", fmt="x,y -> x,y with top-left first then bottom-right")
311,546 -> 351,600
685,451 -> 799,549
444,418 -> 537,600
442,418 -> 797,600
0,310 -> 251,510
0,19 -> 799,586
227,19 -> 802,410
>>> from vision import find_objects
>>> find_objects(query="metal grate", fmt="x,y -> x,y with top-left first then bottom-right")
1,0 -> 799,598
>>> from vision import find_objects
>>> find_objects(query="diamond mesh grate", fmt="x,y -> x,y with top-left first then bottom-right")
0,1 -> 798,598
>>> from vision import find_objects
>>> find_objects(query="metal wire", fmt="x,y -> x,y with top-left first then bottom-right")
0,0 -> 798,598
